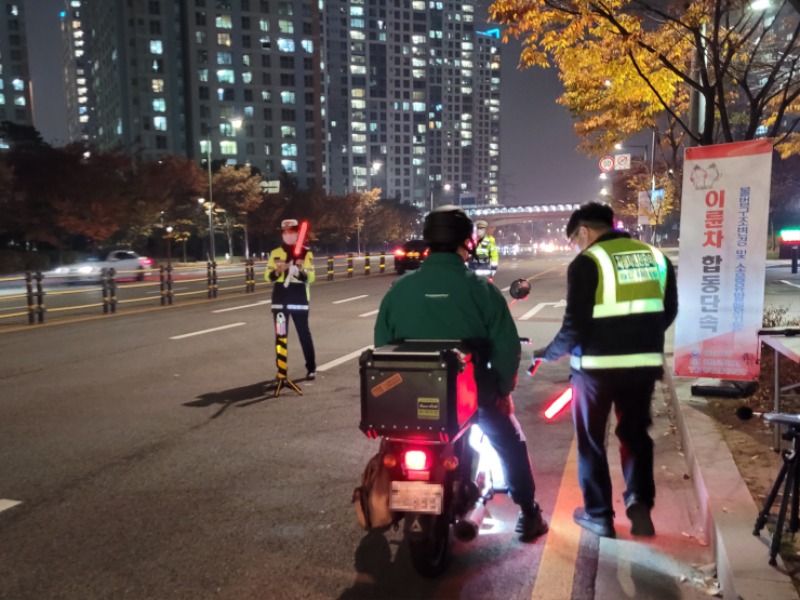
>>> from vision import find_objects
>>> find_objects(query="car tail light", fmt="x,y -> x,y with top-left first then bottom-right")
404,450 -> 429,471
382,453 -> 398,468
442,456 -> 459,471
422,249 -> 429,257
394,249 -> 406,257
139,257 -> 153,266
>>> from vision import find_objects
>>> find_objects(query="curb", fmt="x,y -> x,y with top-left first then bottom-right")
664,365 -> 799,599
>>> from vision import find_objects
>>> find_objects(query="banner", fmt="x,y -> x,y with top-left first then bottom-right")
674,140 -> 773,380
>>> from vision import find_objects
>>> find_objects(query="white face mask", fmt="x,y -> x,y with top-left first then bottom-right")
282,232 -> 298,246
476,228 -> 486,238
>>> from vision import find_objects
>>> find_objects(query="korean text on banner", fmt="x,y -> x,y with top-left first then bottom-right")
674,140 -> 773,380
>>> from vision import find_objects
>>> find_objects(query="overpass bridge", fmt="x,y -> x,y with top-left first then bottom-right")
462,203 -> 580,227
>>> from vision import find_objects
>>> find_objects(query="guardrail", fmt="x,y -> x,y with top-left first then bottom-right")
0,253 -> 389,327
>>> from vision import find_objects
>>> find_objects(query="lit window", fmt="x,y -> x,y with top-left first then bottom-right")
281,125 -> 296,139
279,19 -> 293,33
154,116 -> 167,131
217,69 -> 235,83
281,91 -> 295,104
259,18 -> 269,32
261,91 -> 272,101
242,72 -> 252,83
301,39 -> 313,53
0,93 -> 5,105
217,33 -> 231,46
281,159 -> 297,173
350,65 -> 366,75
281,143 -> 297,156
217,52 -> 232,65
12,79 -> 24,91
220,141 -> 237,155
152,98 -> 166,112
277,38 -> 295,52
152,79 -> 164,92
216,15 -> 232,29
198,69 -> 208,82
150,40 -> 163,54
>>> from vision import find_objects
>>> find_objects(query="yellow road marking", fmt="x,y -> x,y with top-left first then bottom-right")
531,437 -> 583,600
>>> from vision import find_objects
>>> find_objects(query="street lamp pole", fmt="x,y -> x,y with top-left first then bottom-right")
205,138 -> 215,263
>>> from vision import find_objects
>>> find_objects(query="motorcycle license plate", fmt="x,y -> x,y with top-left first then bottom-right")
389,481 -> 444,514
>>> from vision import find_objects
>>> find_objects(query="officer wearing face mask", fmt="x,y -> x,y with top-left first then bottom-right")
470,219 -> 499,278
265,219 -> 317,379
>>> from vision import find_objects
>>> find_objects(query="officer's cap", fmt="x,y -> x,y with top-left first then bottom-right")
475,220 -> 488,228
280,219 -> 299,230
566,202 -> 614,238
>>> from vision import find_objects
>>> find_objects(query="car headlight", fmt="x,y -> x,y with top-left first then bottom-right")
78,266 -> 97,274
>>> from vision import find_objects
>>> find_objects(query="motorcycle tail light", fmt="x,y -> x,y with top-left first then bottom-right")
404,450 -> 429,471
442,456 -> 459,471
382,453 -> 398,468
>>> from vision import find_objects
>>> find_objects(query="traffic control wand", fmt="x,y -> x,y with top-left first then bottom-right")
284,220 -> 309,288
528,358 -> 573,420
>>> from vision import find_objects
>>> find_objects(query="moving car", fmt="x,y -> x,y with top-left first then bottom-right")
393,239 -> 429,275
52,250 -> 153,283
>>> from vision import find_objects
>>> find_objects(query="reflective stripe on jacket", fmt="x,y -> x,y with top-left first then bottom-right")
265,245 -> 315,306
573,238 -> 668,371
473,235 -> 499,266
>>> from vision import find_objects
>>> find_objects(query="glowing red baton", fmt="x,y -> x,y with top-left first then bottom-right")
544,388 -> 573,420
284,220 -> 310,288
293,220 -> 309,258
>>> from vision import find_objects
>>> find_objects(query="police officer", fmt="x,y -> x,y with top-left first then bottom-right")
470,219 -> 499,277
532,202 -> 677,538
266,219 -> 317,379
375,205 -> 548,542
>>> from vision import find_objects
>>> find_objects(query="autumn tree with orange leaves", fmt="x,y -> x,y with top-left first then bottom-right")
490,0 -> 800,156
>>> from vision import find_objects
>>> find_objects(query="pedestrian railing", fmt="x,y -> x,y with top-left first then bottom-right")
0,253 -> 389,328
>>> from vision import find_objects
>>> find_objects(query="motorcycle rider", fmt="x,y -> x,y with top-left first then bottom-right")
374,205 -> 549,542
470,219 -> 499,278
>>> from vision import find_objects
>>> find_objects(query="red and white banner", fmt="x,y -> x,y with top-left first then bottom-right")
674,140 -> 773,380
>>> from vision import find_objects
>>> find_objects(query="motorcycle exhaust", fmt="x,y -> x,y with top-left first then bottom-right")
454,499 -> 488,542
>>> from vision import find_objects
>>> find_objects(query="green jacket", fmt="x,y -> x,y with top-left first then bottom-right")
374,252 -> 520,397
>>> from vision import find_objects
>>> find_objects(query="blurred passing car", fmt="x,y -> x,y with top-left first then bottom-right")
52,250 -> 153,283
393,239 -> 429,275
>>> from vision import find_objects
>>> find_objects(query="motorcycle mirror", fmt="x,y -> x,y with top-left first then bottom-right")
509,278 -> 530,300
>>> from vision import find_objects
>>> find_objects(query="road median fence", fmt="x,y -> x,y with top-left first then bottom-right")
0,253 -> 388,328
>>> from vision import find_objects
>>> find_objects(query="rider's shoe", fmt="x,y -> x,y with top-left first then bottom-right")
516,504 -> 548,542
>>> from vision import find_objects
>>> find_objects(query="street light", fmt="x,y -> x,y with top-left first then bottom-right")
202,117 -> 243,262
429,182 -> 451,212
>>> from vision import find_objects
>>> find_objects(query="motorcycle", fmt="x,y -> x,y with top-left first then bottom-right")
354,278 -> 531,577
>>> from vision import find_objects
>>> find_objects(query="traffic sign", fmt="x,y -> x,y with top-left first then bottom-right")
614,153 -> 631,170
599,156 -> 614,172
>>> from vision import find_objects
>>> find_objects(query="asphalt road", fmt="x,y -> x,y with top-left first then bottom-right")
21,252 -> 800,599
0,255 -> 587,599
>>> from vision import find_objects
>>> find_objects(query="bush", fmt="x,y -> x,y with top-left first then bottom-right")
0,250 -> 53,274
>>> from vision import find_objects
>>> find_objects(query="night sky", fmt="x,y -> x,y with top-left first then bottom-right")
23,0 -> 600,206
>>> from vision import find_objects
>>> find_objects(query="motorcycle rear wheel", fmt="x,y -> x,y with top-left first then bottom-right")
406,513 -> 450,577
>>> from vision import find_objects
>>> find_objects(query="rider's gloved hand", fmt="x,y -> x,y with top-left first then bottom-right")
528,348 -> 548,376
287,264 -> 300,280
496,394 -> 514,416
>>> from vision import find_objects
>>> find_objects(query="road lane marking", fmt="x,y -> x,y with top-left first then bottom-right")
317,346 -> 372,372
213,300 -> 271,313
531,438 -> 582,600
0,499 -> 21,513
170,322 -> 246,340
359,309 -> 379,317
780,279 -> 800,289
333,294 -> 369,304
519,300 -> 566,321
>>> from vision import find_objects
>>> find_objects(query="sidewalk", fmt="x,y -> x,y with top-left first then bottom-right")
661,258 -> 800,599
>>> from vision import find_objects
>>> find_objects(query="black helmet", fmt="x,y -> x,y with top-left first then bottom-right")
423,205 -> 474,252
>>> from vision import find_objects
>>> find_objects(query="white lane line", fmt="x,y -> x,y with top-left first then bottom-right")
317,346 -> 372,372
333,294 -> 369,304
500,285 -> 511,292
213,300 -> 271,313
359,309 -> 379,318
519,299 -> 566,321
0,499 -> 21,513
170,322 -> 246,340
780,279 -> 800,289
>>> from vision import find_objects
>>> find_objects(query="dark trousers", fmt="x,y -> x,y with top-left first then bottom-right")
273,310 -> 316,373
478,403 -> 537,511
570,369 -> 657,518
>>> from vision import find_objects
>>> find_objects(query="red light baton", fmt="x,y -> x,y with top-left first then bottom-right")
284,220 -> 309,288
544,388 -> 573,420
293,220 -> 309,258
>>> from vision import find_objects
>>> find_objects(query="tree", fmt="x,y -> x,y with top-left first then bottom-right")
490,0 -> 800,156
210,165 -> 264,259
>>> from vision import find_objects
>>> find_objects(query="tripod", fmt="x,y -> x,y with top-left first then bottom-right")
753,424 -> 800,565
